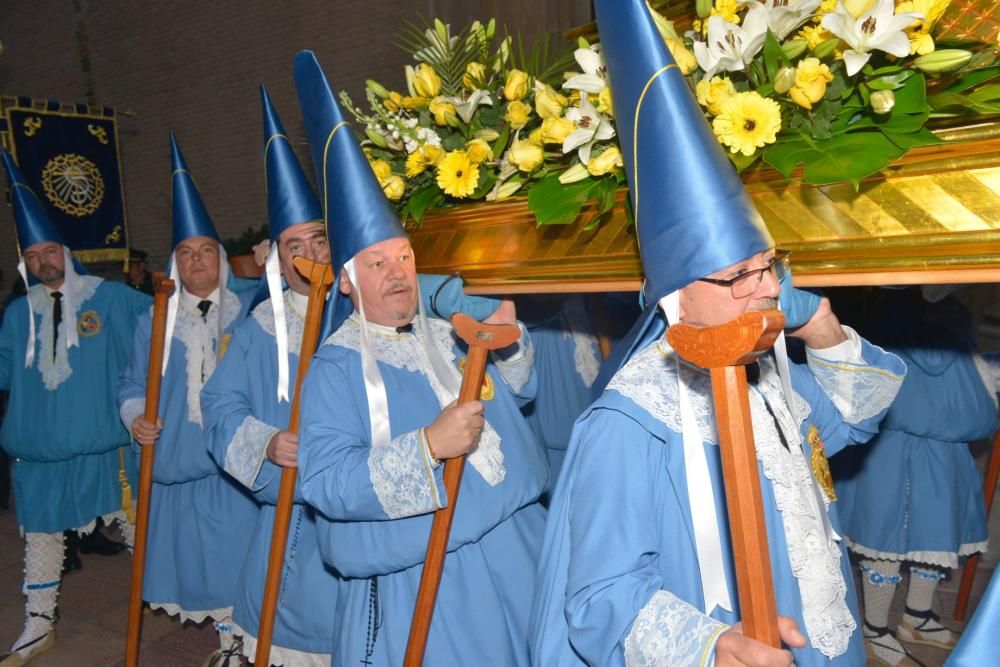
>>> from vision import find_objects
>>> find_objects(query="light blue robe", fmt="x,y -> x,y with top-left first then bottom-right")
201,291 -> 339,660
947,567 -> 1000,666
0,276 -> 149,532
833,292 -> 998,566
531,325 -> 906,667
117,286 -> 257,616
297,315 -> 548,666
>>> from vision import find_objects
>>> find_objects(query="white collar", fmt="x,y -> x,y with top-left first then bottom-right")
180,285 -> 220,311
287,288 -> 308,316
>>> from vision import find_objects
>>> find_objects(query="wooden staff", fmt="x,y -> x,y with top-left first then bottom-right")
668,309 -> 785,646
404,314 -> 521,666
953,428 -> 1000,621
254,256 -> 334,666
125,273 -> 175,667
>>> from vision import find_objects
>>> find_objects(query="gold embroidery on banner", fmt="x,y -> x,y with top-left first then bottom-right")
23,116 -> 42,136
77,309 -> 102,337
87,123 -> 109,144
807,424 -> 837,501
105,225 -> 122,244
457,357 -> 495,400
41,153 -> 105,216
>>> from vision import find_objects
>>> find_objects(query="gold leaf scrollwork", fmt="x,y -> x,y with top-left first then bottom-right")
41,153 -> 105,217
23,116 -> 42,137
104,225 -> 122,244
87,124 -> 109,145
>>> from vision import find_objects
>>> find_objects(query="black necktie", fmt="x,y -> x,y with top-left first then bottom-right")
395,323 -> 414,335
51,291 -> 63,359
197,299 -> 212,320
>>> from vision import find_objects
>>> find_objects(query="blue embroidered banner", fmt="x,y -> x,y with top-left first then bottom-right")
1,96 -> 130,262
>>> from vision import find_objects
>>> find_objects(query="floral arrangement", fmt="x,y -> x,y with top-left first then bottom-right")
343,6 -> 998,227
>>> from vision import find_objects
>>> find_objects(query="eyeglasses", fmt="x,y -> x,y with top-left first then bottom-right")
697,251 -> 790,299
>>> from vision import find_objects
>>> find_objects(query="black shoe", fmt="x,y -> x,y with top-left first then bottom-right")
78,529 -> 126,556
62,531 -> 82,576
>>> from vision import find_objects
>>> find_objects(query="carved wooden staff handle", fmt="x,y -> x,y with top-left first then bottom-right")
254,257 -> 334,666
404,314 -> 521,667
668,309 -> 785,647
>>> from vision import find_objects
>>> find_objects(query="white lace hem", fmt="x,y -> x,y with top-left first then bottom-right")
806,342 -> 904,424
845,538 -> 989,569
369,429 -> 443,519
231,620 -> 331,667
225,415 -> 279,490
148,602 -> 232,624
624,590 -> 728,667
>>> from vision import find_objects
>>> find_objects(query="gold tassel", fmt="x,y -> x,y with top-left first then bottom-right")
807,425 -> 837,502
118,447 -> 136,524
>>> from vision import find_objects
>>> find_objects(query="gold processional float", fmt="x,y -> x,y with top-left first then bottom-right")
409,0 -> 1000,293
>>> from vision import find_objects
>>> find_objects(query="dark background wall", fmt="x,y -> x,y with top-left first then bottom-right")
0,0 -> 592,279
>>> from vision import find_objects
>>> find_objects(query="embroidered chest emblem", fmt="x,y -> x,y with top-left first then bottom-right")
807,424 -> 837,502
77,310 -> 102,337
457,356 -> 495,400
218,333 -> 232,360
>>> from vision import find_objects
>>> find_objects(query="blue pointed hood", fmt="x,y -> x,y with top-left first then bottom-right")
261,85 -> 323,243
2,149 -> 66,252
294,50 -> 405,333
596,0 -> 772,306
170,133 -> 220,249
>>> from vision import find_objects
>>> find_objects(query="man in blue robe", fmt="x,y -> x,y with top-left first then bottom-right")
832,287 -> 998,665
118,134 -> 256,666
529,3 -> 906,665
292,52 -> 548,666
0,151 -> 150,666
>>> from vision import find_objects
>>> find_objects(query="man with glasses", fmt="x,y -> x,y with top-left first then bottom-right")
530,2 -> 907,665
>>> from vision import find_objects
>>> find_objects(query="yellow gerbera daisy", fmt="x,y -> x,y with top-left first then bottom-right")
435,150 -> 480,198
712,92 -> 782,157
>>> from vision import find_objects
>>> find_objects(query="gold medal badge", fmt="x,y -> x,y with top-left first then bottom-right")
457,357 -> 495,400
77,310 -> 102,337
218,333 -> 232,360
807,424 -> 837,502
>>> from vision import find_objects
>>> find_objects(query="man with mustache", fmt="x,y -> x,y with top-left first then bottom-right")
530,2 -> 907,666
0,151 -> 150,666
292,52 -> 549,666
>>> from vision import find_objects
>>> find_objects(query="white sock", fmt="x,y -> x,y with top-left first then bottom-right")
11,532 -> 64,654
860,559 -> 908,666
902,567 -> 952,643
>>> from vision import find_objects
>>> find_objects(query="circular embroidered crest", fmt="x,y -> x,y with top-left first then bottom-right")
41,153 -> 105,217
77,310 -> 102,337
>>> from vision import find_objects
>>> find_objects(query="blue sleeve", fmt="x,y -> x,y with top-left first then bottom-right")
116,312 -> 152,448
0,306 -> 15,391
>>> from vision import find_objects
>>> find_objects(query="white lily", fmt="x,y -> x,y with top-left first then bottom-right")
693,5 -> 770,78
562,95 -> 616,164
821,0 -> 923,76
562,45 -> 609,95
744,0 -> 823,40
444,90 -> 493,124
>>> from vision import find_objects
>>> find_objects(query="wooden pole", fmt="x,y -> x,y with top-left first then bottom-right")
668,309 -> 785,646
254,257 -> 334,666
125,273 -> 175,667
953,429 -> 1000,621
403,314 -> 522,667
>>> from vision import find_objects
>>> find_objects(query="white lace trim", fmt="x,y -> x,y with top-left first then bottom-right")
609,345 -> 853,658
224,416 -> 279,489
231,620 -> 331,667
171,288 -> 241,426
369,429 -> 443,519
845,538 -> 989,569
327,318 -> 505,488
806,350 -> 904,424
26,275 -> 99,390
148,602 -> 232,624
751,359 -> 855,658
252,291 -> 305,356
624,589 -> 728,667
492,322 -> 534,393
562,296 -> 601,387
972,353 -> 999,410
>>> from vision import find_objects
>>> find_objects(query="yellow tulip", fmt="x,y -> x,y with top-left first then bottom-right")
508,139 -> 544,173
587,146 -> 623,176
369,159 -> 392,181
381,174 -> 405,201
503,69 -> 530,101
540,117 -> 576,145
504,100 -> 532,130
402,95 -> 429,110
465,138 -> 492,164
597,86 -> 615,117
413,64 -> 442,98
696,76 -> 737,116
463,62 -> 487,90
789,58 -> 833,110
384,91 -> 404,112
665,38 -> 697,75
842,0 -> 876,18
528,127 -> 545,145
535,83 -> 568,120
429,97 -> 458,126
421,144 -> 445,166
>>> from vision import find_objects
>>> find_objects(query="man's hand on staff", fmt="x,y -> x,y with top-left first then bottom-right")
266,430 -> 298,467
715,615 -> 806,667
424,400 -> 484,461
483,298 -> 516,326
131,416 -> 162,446
778,269 -> 847,350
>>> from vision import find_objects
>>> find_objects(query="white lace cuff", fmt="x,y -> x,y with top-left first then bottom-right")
224,416 -> 280,490
120,398 -> 145,448
806,327 -> 904,424
369,428 -> 445,519
624,590 -> 728,667
492,322 -> 533,393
